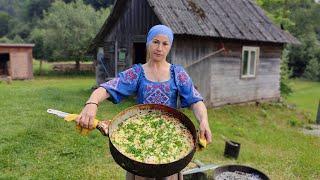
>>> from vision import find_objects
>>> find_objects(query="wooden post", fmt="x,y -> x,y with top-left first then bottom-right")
114,40 -> 118,77
317,100 -> 320,124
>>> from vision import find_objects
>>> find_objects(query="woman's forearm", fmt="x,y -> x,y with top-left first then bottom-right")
191,101 -> 212,143
191,101 -> 208,124
86,87 -> 110,104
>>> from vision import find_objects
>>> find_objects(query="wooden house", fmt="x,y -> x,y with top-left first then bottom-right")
0,43 -> 34,80
89,0 -> 299,107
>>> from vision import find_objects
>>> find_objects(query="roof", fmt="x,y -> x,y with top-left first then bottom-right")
0,43 -> 35,48
90,0 -> 300,50
148,0 -> 299,44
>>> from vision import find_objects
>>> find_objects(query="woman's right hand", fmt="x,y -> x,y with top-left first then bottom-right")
76,103 -> 98,129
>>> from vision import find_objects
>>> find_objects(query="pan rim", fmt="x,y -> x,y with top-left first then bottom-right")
213,164 -> 270,180
108,103 -> 197,165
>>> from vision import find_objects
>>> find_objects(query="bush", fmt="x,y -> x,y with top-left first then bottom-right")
280,49 -> 293,96
303,58 -> 320,81
288,118 -> 304,127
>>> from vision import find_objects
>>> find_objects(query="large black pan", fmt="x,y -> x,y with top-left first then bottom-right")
107,104 -> 197,178
213,164 -> 270,180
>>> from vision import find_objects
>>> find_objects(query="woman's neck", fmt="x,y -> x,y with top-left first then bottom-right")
146,60 -> 169,69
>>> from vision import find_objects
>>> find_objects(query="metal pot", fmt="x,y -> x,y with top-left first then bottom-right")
213,165 -> 270,180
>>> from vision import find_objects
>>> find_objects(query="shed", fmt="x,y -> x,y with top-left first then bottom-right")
89,0 -> 299,107
0,43 -> 34,80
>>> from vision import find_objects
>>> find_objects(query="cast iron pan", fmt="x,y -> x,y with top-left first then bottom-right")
108,104 -> 197,178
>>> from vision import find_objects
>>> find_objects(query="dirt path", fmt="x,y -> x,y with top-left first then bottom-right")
302,124 -> 320,137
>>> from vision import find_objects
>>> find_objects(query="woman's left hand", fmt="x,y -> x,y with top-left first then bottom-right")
199,120 -> 212,144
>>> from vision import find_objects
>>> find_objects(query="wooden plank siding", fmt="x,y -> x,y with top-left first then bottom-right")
171,38 -> 282,107
101,0 -> 160,72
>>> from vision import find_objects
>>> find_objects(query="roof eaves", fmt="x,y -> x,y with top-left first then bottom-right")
88,0 -> 126,53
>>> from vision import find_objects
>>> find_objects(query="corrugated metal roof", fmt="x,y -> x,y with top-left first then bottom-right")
147,0 -> 300,44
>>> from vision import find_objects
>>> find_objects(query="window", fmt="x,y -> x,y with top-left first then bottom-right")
241,46 -> 259,78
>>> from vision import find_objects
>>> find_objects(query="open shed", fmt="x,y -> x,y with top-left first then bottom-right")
0,43 -> 34,80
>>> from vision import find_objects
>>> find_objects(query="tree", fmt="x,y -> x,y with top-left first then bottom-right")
303,58 -> 320,81
29,28 -> 47,59
26,0 -> 54,19
0,12 -> 10,37
34,0 -> 110,69
257,0 -> 320,81
83,0 -> 114,10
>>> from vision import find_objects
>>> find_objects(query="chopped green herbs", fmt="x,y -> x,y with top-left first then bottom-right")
110,112 -> 194,164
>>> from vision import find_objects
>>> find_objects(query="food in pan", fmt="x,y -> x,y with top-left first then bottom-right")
216,171 -> 263,180
110,112 -> 194,164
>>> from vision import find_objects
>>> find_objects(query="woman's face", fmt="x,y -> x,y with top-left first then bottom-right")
148,34 -> 171,62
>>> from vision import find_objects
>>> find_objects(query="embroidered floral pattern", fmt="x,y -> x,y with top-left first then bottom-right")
192,86 -> 202,99
105,78 -> 120,89
177,70 -> 190,86
123,66 -> 141,84
145,89 -> 169,105
144,82 -> 171,105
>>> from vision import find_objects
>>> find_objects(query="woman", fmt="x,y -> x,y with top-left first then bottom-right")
76,25 -> 212,180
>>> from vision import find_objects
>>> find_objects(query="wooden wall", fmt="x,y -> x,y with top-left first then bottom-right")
101,0 -> 160,73
172,36 -> 219,102
210,42 -> 283,107
172,37 -> 284,107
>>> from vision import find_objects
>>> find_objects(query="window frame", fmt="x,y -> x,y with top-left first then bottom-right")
241,46 -> 260,79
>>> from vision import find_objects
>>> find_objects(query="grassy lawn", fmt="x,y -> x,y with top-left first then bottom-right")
287,79 -> 320,121
0,77 -> 319,179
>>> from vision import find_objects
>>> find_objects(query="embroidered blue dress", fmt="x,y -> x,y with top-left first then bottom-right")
100,64 -> 203,108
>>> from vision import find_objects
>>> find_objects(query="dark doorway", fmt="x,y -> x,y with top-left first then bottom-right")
133,43 -> 146,64
0,53 -> 9,76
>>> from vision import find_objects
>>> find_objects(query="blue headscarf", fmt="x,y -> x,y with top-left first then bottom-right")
146,25 -> 174,47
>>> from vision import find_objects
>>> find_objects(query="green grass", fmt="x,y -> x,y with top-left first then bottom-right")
287,79 -> 320,121
0,77 -> 319,179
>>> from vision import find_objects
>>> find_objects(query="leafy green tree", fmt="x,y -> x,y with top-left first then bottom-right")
34,0 -> 110,69
288,35 -> 319,77
303,58 -> 320,81
7,18 -> 32,39
0,12 -> 10,37
29,28 -> 48,59
83,0 -> 114,9
0,35 -> 24,43
257,0 -> 320,81
26,0 -> 54,19
0,36 -> 13,43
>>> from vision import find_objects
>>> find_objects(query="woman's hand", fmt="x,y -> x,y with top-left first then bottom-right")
76,103 -> 98,129
199,120 -> 212,144
75,87 -> 110,130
